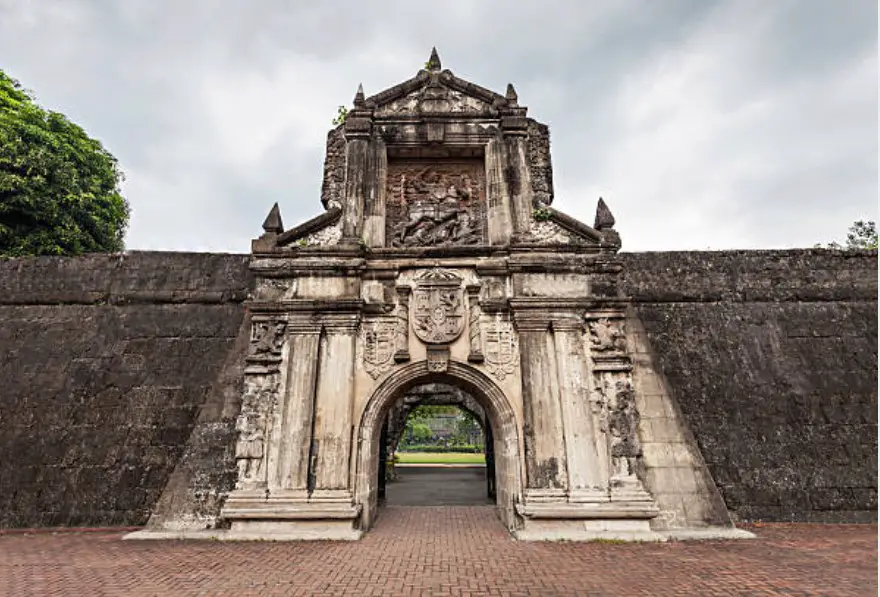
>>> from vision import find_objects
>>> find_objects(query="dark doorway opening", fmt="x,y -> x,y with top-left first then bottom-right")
377,383 -> 496,507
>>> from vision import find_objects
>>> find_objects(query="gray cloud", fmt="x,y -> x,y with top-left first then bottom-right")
0,0 -> 875,252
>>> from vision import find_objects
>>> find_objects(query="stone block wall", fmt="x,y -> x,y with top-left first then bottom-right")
0,248 -> 875,529
0,252 -> 253,528
620,249 -> 878,522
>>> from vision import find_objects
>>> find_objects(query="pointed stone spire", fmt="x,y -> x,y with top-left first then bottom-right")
353,83 -> 365,108
594,197 -> 615,230
426,47 -> 442,71
505,83 -> 518,106
262,202 -> 284,234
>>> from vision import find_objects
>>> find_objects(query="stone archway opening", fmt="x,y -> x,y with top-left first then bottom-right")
380,383 -> 495,507
353,362 -> 522,534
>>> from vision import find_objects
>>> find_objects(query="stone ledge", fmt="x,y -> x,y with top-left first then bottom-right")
662,527 -> 756,541
124,525 -> 364,542
516,502 -> 659,520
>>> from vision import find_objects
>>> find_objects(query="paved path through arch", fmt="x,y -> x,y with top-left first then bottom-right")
0,508 -> 875,596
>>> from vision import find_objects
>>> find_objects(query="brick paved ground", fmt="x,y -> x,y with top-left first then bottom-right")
0,506 -> 875,597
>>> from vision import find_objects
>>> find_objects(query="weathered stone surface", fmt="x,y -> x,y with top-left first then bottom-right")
620,249 -> 878,523
0,252 -> 253,528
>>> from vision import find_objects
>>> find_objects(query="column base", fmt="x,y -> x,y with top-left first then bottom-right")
514,492 -> 663,542
217,488 -> 363,541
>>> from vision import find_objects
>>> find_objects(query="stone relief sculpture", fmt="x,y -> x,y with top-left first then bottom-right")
234,375 -> 279,490
249,320 -> 287,357
411,270 -> 465,344
607,378 -> 642,480
361,319 -> 397,379
588,318 -> 627,354
483,316 -> 519,381
386,161 -> 486,247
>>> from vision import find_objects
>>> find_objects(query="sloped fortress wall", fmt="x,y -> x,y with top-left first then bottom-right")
620,250 -> 878,523
0,253 -> 253,528
0,250 -> 875,529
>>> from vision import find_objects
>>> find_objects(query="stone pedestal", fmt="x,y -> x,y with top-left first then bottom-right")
222,490 -> 362,541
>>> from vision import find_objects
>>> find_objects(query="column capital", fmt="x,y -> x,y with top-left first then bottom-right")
287,314 -> 322,335
319,312 -> 361,333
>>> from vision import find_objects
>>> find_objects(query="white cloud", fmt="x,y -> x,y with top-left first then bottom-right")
0,0 -> 875,252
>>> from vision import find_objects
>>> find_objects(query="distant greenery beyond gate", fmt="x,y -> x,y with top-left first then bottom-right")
398,405 -> 484,453
397,452 -> 486,465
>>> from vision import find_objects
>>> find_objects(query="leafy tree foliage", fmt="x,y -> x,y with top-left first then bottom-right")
818,220 -> 877,250
0,69 -> 129,256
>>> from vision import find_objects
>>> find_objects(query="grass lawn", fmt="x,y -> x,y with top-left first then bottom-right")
396,452 -> 486,465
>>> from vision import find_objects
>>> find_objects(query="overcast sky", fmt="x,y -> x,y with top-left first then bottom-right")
1,0 -> 876,253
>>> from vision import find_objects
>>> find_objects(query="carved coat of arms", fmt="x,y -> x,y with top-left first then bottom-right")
361,319 -> 397,379
411,270 -> 465,344
484,318 -> 519,380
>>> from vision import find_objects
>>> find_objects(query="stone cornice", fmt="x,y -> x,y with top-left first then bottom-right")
246,298 -> 365,313
250,256 -> 366,278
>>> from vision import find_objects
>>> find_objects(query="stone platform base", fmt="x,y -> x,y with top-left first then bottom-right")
514,518 -> 665,542
661,527 -> 756,541
514,498 -> 666,542
124,523 -> 363,542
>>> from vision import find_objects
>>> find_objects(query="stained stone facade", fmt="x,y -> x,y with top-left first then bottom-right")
212,50 -> 735,541
125,50 -> 769,541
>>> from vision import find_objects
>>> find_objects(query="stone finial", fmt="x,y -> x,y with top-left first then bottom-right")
262,202 -> 284,234
426,47 -> 442,71
505,83 -> 518,106
594,197 -> 615,230
354,83 -> 365,108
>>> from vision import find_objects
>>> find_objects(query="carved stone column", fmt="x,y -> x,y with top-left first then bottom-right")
311,312 -> 360,498
512,308 -> 568,497
393,286 -> 411,362
341,108 -> 372,242
232,317 -> 287,495
485,138 -> 514,245
362,136 -> 387,247
586,313 -> 655,504
466,284 -> 484,363
551,314 -> 605,501
266,315 -> 320,495
500,99 -> 533,237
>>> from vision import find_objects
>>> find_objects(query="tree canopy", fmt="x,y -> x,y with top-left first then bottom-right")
819,220 -> 877,250
0,69 -> 129,257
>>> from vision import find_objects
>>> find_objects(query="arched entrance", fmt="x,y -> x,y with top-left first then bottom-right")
380,383 -> 494,506
353,361 -> 523,533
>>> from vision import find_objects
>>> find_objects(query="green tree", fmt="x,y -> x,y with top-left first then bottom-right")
0,69 -> 129,256
818,220 -> 877,250
405,421 -> 433,444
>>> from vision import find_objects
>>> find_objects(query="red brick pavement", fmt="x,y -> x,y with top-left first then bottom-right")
0,506 -> 875,596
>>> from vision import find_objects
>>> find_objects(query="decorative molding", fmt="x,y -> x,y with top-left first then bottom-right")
426,346 -> 450,372
466,284 -> 484,363
393,286 -> 411,362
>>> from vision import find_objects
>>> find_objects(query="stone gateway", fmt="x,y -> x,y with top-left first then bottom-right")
0,49 -> 860,542
126,49 -> 761,542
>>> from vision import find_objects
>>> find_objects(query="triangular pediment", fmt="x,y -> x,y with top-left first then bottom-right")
273,207 -> 342,248
366,69 -> 509,118
529,207 -> 618,248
